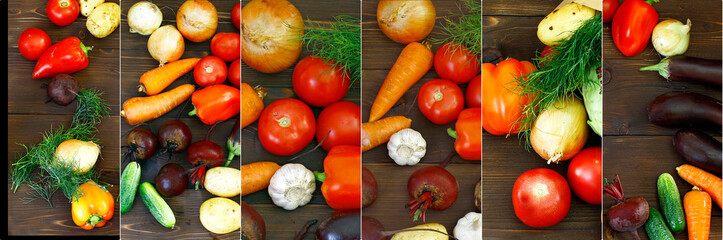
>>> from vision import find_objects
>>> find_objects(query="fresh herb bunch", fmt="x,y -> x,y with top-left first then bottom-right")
516,14 -> 602,147
298,15 -> 361,84
10,89 -> 110,206
431,0 -> 482,58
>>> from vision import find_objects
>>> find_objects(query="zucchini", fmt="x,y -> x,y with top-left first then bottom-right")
120,162 -> 141,214
139,182 -> 176,228
657,173 -> 686,234
645,207 -> 675,240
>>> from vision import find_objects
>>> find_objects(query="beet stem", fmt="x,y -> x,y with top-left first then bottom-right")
293,219 -> 317,240
205,122 -> 220,142
630,230 -> 641,240
284,130 -> 331,164
439,152 -> 456,168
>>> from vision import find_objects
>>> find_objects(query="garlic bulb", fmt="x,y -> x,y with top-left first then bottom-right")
128,1 -> 163,35
54,139 -> 101,174
530,96 -> 589,164
652,19 -> 691,57
387,128 -> 426,166
268,163 -> 315,210
453,212 -> 482,240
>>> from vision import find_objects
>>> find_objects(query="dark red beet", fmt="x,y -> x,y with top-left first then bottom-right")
47,74 -> 79,106
124,127 -> 157,162
186,123 -> 225,189
361,216 -> 386,240
157,120 -> 192,154
155,163 -> 188,197
241,201 -> 265,240
605,175 -> 649,240
407,166 -> 459,222
362,167 -> 378,208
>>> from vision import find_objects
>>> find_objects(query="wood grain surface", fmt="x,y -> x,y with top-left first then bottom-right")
7,0 -> 121,236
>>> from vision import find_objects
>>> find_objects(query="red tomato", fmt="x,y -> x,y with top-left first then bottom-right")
567,147 -> 602,205
512,168 -> 571,228
538,46 -> 557,67
602,0 -> 619,23
417,79 -> 465,125
292,56 -> 350,107
18,28 -> 52,61
231,2 -> 241,29
316,101 -> 361,151
210,32 -> 241,62
257,98 -> 316,156
194,56 -> 227,87
465,74 -> 481,108
47,0 -> 79,26
228,59 -> 240,88
434,42 -> 480,84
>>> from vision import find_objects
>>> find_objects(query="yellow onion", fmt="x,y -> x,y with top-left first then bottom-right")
651,19 -> 691,57
377,0 -> 436,44
54,139 -> 101,174
148,25 -> 185,66
176,0 -> 218,43
241,0 -> 303,73
530,96 -> 589,164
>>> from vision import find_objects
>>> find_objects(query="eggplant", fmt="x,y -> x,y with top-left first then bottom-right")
673,129 -> 722,175
241,201 -> 265,240
316,210 -> 361,240
647,91 -> 721,128
226,117 -> 241,166
640,56 -> 722,87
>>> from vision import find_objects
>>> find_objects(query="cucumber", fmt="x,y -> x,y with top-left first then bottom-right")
139,182 -> 176,228
645,207 -> 675,240
120,162 -> 141,214
657,173 -> 686,234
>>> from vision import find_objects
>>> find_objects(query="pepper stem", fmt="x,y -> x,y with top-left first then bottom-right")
79,42 -> 93,57
447,128 -> 458,139
87,214 -> 103,226
644,0 -> 659,5
188,106 -> 198,116
313,171 -> 327,182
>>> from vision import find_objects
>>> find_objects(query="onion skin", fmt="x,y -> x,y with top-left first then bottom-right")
241,0 -> 303,73
177,0 -> 218,43
148,25 -> 185,66
530,96 -> 589,164
377,0 -> 436,44
128,1 -> 162,36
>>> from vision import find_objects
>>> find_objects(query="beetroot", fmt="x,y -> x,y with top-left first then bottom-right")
157,120 -> 192,154
186,123 -> 225,189
124,127 -> 157,162
155,163 -> 188,197
407,164 -> 459,222
605,175 -> 649,240
46,74 -> 79,106
362,167 -> 378,208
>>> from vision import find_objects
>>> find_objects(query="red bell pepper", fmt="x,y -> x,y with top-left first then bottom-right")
189,84 -> 241,125
448,108 -> 481,160
315,145 -> 361,210
612,0 -> 659,56
32,36 -> 92,79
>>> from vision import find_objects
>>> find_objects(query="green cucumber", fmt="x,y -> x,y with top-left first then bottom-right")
139,182 -> 176,228
120,162 -> 141,214
645,207 -> 675,240
657,173 -> 686,234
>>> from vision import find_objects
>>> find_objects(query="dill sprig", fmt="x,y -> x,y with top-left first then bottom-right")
10,89 -> 109,205
298,15 -> 361,84
431,0 -> 482,58
515,14 -> 602,147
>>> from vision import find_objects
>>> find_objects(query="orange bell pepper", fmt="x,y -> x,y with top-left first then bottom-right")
482,59 -> 536,136
71,181 -> 114,230
189,84 -> 241,125
315,145 -> 361,210
448,108 -> 481,160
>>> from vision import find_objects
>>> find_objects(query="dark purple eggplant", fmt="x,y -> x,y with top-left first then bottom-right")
673,129 -> 721,175
640,56 -> 722,87
226,117 -> 241,166
242,201 -> 265,240
316,210 -> 361,240
647,91 -> 721,128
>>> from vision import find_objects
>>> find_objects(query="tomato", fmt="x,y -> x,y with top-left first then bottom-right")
47,0 -> 79,26
228,58 -> 240,88
512,168 -> 571,228
257,98 -> 316,156
465,74 -> 481,108
567,147 -> 602,205
18,28 -> 52,61
612,0 -> 659,56
538,46 -> 557,68
316,101 -> 361,151
231,2 -> 241,29
482,59 -> 536,136
417,79 -> 464,125
210,32 -> 241,62
194,56 -> 227,87
602,0 -> 620,23
433,42 -> 480,84
292,56 -> 350,107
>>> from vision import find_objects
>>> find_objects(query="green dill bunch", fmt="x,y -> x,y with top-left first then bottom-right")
431,0 -> 481,59
298,15 -> 361,84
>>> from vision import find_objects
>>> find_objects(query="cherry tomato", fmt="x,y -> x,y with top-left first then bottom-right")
567,147 -> 602,205
434,42 -> 480,84
292,56 -> 350,107
47,0 -> 79,26
602,0 -> 620,23
210,32 -> 241,62
257,98 -> 316,156
465,74 -> 481,108
512,168 -> 571,228
316,101 -> 361,151
417,79 -> 465,125
18,28 -> 52,61
231,2 -> 240,29
194,56 -> 227,87
228,59 -> 240,88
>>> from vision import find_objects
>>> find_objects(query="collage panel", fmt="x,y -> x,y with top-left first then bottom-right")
240,0 -> 362,239
602,0 -> 722,239
482,0 -> 602,238
7,0 -> 121,236
361,0 -> 482,238
119,0 -> 240,238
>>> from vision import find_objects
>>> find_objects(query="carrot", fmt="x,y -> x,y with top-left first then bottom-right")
121,84 -> 195,125
361,116 -> 412,152
138,58 -> 200,95
241,161 -> 281,196
241,83 -> 266,128
684,187 -> 712,240
677,164 -> 723,208
368,42 -> 433,122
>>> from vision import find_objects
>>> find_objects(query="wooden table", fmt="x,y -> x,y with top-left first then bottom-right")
481,0 -> 602,239
6,0 -> 121,236
602,1 -> 722,239
361,0 -> 481,236
118,1 -> 240,239
240,0 -> 361,239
